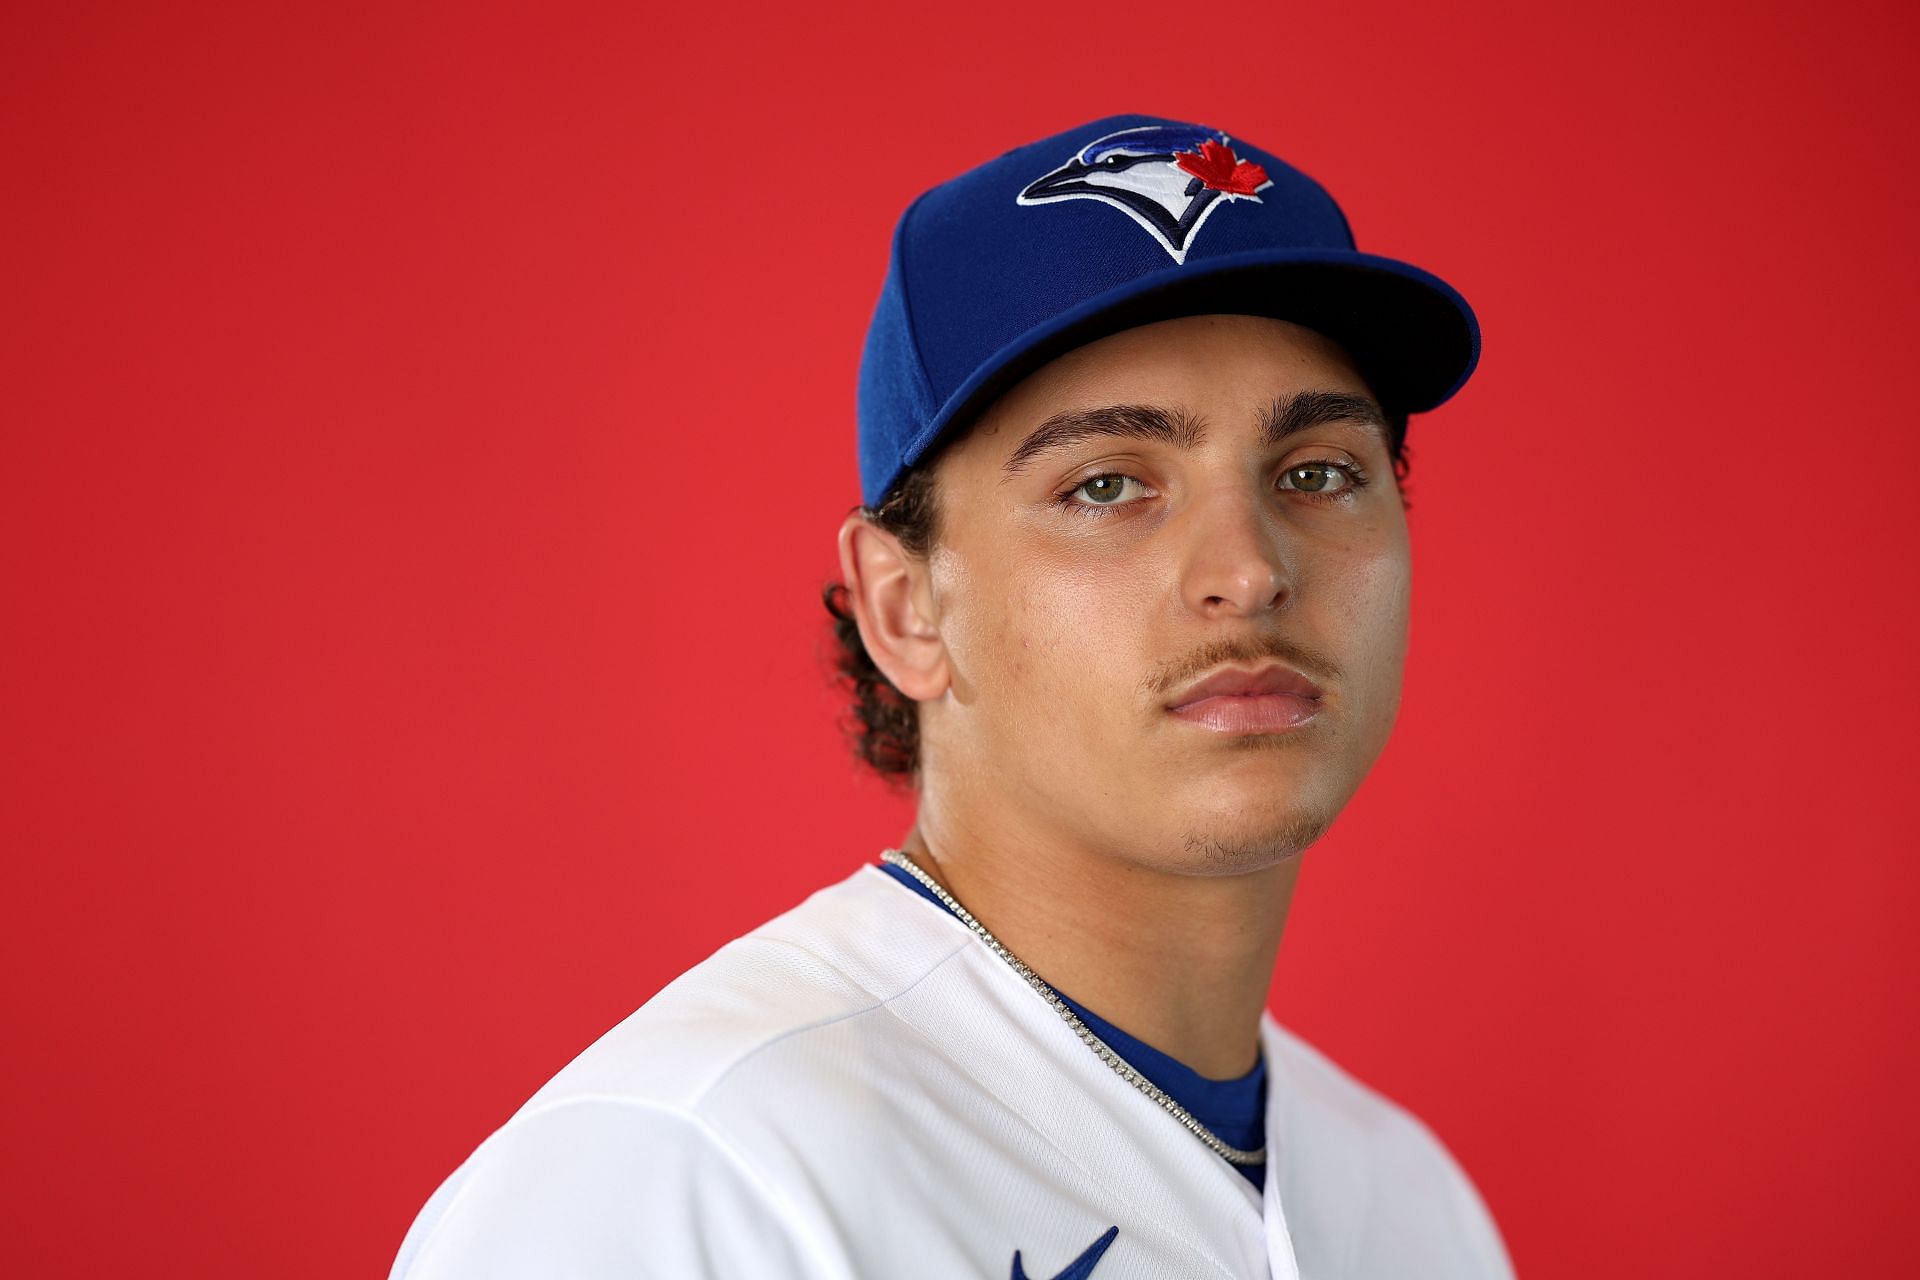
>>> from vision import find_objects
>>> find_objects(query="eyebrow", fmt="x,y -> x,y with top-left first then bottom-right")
999,390 -> 1390,479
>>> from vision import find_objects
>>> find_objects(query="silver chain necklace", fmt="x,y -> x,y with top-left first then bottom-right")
880,848 -> 1267,1168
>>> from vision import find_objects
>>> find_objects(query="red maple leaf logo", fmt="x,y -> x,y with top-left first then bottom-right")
1174,139 -> 1269,195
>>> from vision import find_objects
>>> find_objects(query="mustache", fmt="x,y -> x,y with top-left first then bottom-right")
1146,634 -> 1341,699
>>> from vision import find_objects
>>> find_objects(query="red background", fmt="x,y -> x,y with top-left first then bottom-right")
3,2 -> 1915,1275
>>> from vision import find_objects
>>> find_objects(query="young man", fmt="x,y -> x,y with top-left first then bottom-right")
389,114 -> 1513,1279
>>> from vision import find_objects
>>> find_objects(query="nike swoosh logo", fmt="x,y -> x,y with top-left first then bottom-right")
1010,1225 -> 1119,1280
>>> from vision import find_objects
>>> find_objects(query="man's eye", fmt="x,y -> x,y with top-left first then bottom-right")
1069,474 -> 1145,506
1280,463 -> 1356,496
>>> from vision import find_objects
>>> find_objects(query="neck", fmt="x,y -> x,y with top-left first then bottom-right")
896,806 -> 1301,1080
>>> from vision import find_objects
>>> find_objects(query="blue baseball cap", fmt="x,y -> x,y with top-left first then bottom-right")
855,112 -> 1480,508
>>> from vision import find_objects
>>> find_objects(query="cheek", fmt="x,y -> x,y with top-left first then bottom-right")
943,540 -> 1143,733
1319,533 -> 1411,698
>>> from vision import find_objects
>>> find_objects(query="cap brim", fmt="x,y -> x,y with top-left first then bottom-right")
902,247 -> 1480,471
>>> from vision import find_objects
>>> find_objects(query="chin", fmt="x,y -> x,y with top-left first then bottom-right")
1164,821 -> 1321,874
1144,802 -> 1328,871
1157,791 -> 1337,875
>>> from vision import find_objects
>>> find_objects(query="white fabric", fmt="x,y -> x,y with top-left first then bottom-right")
390,864 -> 1515,1279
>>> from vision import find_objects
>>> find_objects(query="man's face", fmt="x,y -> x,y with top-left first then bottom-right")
916,313 -> 1411,876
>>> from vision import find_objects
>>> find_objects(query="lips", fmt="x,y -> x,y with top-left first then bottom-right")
1167,662 -> 1324,710
1165,662 -> 1325,735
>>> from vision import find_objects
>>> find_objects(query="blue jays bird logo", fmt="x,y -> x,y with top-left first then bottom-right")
1017,124 -> 1273,265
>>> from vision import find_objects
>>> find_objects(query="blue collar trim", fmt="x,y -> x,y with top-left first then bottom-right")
875,858 -> 1267,1171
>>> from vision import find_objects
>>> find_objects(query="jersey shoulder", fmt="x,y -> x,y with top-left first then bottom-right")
389,1094 -> 847,1280
390,865 -> 972,1280
518,862 -> 972,1119
1262,1018 -> 1516,1279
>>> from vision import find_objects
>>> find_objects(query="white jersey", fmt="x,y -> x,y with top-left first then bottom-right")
389,863 -> 1514,1279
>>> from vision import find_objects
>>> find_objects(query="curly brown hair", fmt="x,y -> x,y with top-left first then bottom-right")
821,447 -> 946,792
822,409 -> 1412,788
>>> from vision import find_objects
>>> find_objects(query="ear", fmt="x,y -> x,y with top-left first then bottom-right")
836,512 -> 948,703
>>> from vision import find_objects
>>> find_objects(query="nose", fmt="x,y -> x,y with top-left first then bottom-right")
1178,480 -> 1293,618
